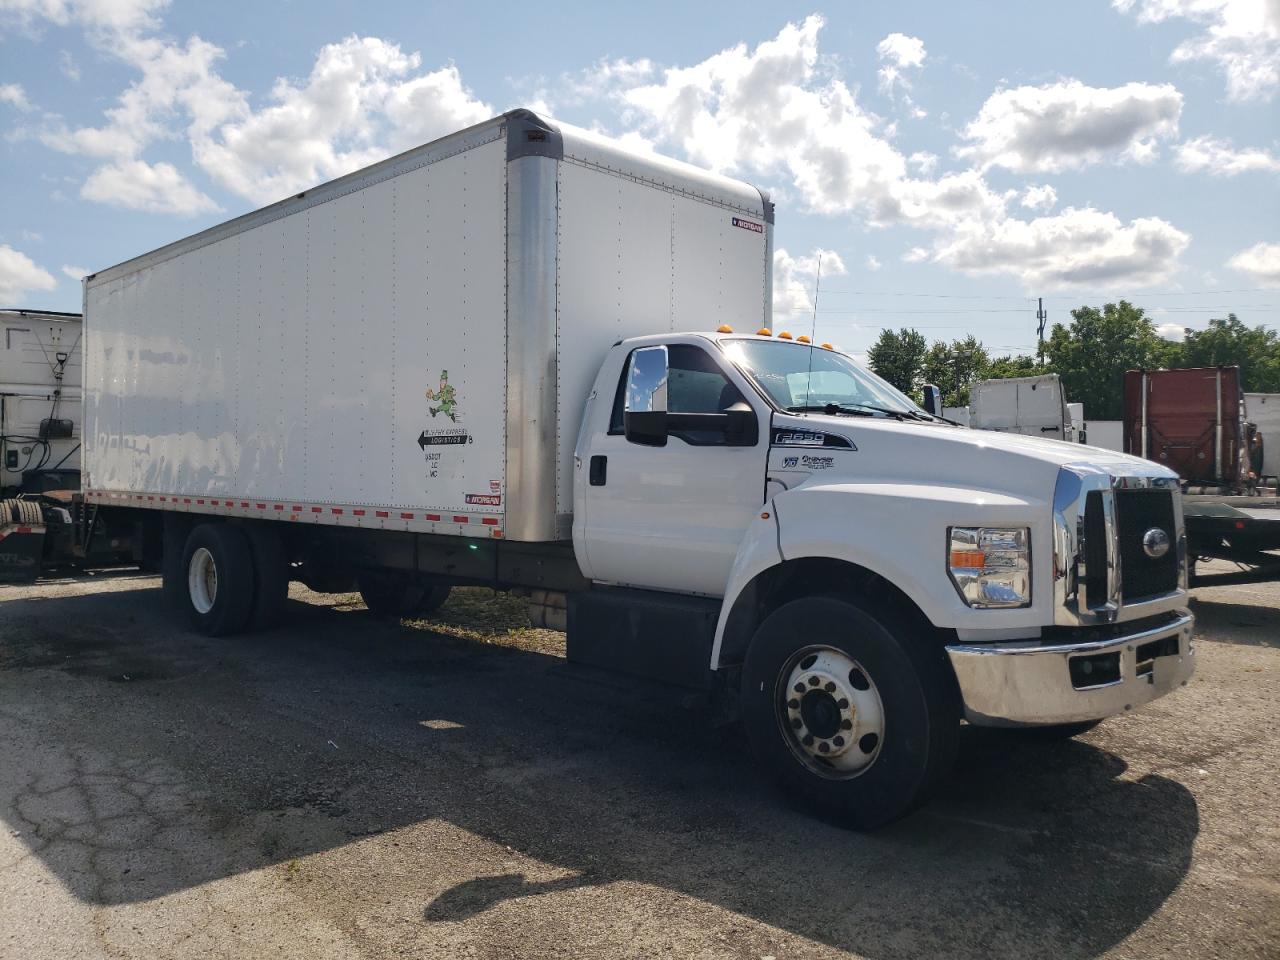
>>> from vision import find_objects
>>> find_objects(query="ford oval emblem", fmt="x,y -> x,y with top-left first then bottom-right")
1142,527 -> 1171,559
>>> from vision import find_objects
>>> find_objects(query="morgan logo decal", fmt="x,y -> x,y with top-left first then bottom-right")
465,493 -> 501,507
732,216 -> 763,234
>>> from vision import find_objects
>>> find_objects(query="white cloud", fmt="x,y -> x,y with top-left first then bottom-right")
1227,241 -> 1280,286
932,207 -> 1191,288
0,82 -> 31,110
773,247 -> 847,318
81,159 -> 220,215
1114,0 -> 1280,101
61,263 -> 86,279
0,244 -> 57,302
902,246 -> 930,263
1175,135 -> 1280,175
1156,322 -> 1188,341
865,254 -> 882,271
1020,184 -> 1058,211
619,16 -> 911,219
908,151 -> 937,175
196,37 -> 492,205
876,32 -> 926,106
0,0 -> 168,32
957,80 -> 1182,173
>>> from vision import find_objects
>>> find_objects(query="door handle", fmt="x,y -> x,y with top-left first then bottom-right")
589,455 -> 607,486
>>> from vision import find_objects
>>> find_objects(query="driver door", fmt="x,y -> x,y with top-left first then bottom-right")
580,343 -> 769,596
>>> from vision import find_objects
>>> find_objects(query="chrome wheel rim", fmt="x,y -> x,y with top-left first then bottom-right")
188,547 -> 217,614
777,645 -> 885,779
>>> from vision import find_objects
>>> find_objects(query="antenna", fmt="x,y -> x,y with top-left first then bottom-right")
805,255 -> 823,402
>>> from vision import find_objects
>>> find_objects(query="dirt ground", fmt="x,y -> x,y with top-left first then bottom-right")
1,567 -> 1277,960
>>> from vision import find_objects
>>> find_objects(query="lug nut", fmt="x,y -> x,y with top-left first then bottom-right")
824,681 -> 836,693
794,683 -> 805,694
791,718 -> 802,730
837,698 -> 849,709
832,736 -> 844,747
788,698 -> 800,710
808,676 -> 820,687
818,741 -> 830,754
841,719 -> 852,731
802,734 -> 814,747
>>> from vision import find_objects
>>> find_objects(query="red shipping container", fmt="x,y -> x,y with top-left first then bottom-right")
1123,366 -> 1242,487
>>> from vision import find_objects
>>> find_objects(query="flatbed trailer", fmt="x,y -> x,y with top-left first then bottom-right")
1184,494 -> 1280,586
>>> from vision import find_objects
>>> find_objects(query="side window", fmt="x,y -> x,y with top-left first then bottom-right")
609,344 -> 746,439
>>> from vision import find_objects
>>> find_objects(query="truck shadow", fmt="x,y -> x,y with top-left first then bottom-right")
0,582 -> 1198,960
1188,596 -> 1280,648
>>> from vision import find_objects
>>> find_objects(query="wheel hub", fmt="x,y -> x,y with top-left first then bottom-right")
781,647 -> 885,776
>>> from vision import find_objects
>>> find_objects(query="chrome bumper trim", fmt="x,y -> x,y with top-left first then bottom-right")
946,611 -> 1195,727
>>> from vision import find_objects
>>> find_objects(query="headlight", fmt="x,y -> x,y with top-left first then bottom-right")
948,527 -> 1031,608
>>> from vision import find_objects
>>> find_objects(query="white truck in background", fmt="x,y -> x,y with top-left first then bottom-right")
969,373 -> 1080,442
1244,393 -> 1279,483
5,110 -> 1196,828
0,309 -> 82,496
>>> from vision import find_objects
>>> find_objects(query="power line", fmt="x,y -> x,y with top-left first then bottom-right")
814,287 -> 1274,299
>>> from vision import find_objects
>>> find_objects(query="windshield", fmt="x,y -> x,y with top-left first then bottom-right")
720,339 -> 925,415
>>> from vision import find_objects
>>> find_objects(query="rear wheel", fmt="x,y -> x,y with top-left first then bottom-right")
245,523 -> 290,630
180,523 -> 255,636
741,596 -> 959,829
357,571 -> 451,617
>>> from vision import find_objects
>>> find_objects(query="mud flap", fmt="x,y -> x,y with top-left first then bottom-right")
0,523 -> 46,583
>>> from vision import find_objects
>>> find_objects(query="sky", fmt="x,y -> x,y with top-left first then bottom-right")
1,0 -> 1278,358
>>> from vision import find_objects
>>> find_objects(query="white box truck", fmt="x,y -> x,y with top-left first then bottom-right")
8,110 -> 1196,828
1,309 -> 83,495
970,373 -> 1077,441
1245,392 -> 1279,482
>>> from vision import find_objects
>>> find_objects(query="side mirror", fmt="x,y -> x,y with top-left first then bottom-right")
624,346 -> 669,446
922,383 -> 942,416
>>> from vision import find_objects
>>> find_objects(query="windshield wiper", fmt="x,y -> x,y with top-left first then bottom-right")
786,403 -> 875,417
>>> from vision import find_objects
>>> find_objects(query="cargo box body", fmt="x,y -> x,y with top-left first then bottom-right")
969,374 -> 1071,440
1244,393 -> 1280,480
83,110 -> 772,542
1123,366 -> 1242,486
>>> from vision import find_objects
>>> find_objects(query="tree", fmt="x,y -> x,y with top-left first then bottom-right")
922,335 -> 990,407
1177,314 -> 1280,392
1044,301 -> 1168,420
985,354 -> 1041,381
867,327 -> 928,395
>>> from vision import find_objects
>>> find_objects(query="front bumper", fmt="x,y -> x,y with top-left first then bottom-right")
945,611 -> 1195,727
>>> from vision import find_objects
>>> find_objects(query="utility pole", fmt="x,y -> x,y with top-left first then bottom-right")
1036,297 -> 1048,365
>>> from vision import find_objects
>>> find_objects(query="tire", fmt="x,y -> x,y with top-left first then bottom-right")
180,523 -> 255,636
740,596 -> 959,830
245,523 -> 290,630
357,571 -> 451,617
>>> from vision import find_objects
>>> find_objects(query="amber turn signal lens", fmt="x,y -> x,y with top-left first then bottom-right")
949,550 -> 985,569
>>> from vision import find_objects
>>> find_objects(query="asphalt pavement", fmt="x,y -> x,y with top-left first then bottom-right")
1,569 -> 1277,960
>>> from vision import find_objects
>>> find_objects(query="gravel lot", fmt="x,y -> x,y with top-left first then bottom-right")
1,568 -> 1277,960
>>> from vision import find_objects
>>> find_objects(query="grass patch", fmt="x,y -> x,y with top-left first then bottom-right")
403,587 -> 566,656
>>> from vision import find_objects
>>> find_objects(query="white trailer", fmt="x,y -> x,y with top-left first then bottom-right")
13,109 -> 1196,829
0,309 -> 82,494
1244,393 -> 1280,480
969,373 -> 1075,441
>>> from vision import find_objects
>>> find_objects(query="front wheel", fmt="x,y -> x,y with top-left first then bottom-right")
741,596 -> 959,829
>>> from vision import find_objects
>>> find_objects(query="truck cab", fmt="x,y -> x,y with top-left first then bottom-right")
574,330 -> 1194,825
